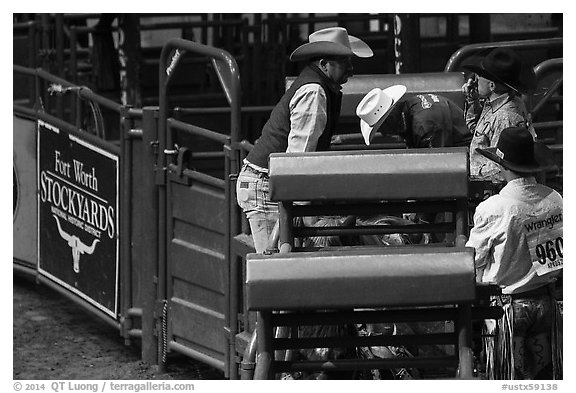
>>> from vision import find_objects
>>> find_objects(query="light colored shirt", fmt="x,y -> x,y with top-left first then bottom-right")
286,84 -> 328,153
466,177 -> 563,294
466,93 -> 529,181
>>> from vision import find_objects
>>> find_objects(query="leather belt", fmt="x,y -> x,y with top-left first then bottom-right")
243,162 -> 268,178
510,285 -> 551,299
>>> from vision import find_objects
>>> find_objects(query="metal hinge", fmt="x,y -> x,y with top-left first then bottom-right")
150,140 -> 159,155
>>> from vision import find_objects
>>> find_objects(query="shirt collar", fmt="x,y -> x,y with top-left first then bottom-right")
504,176 -> 538,189
308,64 -> 342,93
487,93 -> 513,112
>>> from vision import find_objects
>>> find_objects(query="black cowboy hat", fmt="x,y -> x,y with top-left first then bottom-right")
476,126 -> 556,174
463,48 -> 536,94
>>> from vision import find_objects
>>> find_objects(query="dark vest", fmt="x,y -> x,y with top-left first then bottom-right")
245,64 -> 342,169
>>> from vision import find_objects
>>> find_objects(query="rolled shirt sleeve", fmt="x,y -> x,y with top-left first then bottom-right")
287,84 -> 328,153
466,205 -> 496,280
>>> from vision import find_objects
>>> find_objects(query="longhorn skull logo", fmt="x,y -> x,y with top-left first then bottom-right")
53,215 -> 100,273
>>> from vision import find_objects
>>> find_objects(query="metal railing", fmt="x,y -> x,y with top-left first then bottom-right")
13,63 -> 145,355
157,38 -> 242,379
444,37 -> 563,72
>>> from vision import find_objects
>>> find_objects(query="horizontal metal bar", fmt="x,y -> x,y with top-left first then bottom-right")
140,19 -> 244,31
78,89 -> 123,113
13,261 -> 37,277
534,58 -> 563,78
293,223 -> 455,237
13,64 -> 124,114
168,118 -> 230,145
445,38 -> 563,72
189,151 -> 225,159
128,129 -> 143,139
269,14 -> 387,26
531,78 -> 563,116
70,25 -> 119,34
330,143 -> 407,151
126,308 -> 143,317
168,341 -> 225,372
237,139 -> 254,153
273,333 -> 456,350
13,104 -> 37,120
175,105 -> 274,114
13,21 -> 36,30
17,108 -> 121,155
274,356 -> 459,372
127,329 -> 142,338
14,64 -> 74,86
297,243 -> 454,253
125,107 -> 143,118
534,121 -> 563,130
180,167 -> 226,190
271,308 -> 460,327
292,201 -> 458,216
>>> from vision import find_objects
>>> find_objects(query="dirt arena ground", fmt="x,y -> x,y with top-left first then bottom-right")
12,274 -> 225,380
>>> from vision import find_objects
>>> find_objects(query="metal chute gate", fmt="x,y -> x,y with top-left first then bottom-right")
13,37 -> 562,380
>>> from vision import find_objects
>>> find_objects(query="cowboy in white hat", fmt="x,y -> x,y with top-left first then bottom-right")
461,47 -> 536,182
466,126 -> 561,380
375,93 -> 472,149
356,85 -> 406,145
237,27 -> 373,253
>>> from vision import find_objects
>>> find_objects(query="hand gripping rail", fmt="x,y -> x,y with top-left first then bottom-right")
246,247 -> 478,379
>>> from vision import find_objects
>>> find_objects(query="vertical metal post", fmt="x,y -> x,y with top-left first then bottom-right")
456,303 -> 474,379
118,15 -> 142,107
70,27 -> 79,127
55,14 -> 64,119
253,14 -> 262,105
40,14 -> 51,72
224,142 -> 235,380
39,14 -> 52,113
70,27 -> 78,85
227,37 -> 243,379
240,18 -> 250,106
119,106 -> 134,345
278,202 -> 293,254
157,41 -> 177,374
27,22 -> 38,104
28,21 -> 37,69
469,14 -> 492,43
140,106 -> 160,365
254,312 -> 274,379
456,198 -> 469,241
393,14 -> 421,74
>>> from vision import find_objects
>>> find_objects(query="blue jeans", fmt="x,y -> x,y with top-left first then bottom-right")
507,292 -> 557,379
511,294 -> 555,337
236,164 -> 279,253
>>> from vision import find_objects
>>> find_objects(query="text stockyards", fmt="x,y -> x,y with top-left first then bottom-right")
37,120 -> 119,318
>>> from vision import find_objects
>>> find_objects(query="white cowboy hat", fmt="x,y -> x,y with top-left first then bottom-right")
357,85 -> 407,145
290,27 -> 373,62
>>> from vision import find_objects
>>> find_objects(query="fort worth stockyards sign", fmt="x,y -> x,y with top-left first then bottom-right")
37,120 -> 119,318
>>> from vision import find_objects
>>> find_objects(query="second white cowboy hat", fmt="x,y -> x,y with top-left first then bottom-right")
357,85 -> 407,145
290,27 -> 373,62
